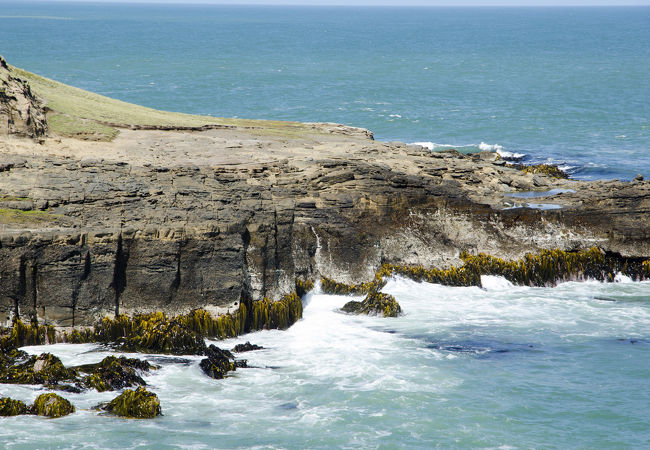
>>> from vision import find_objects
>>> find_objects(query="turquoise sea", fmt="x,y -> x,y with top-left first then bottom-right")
1,3 -> 650,449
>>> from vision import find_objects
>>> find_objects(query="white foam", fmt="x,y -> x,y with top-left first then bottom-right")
480,275 -> 514,290
410,142 -> 474,151
479,142 -> 504,152
495,148 -> 527,160
614,272 -> 634,283
409,141 -> 522,159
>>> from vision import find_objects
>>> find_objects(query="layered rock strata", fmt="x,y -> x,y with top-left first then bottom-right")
1,72 -> 649,328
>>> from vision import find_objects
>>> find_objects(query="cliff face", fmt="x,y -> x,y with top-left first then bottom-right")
1,128 -> 648,327
0,56 -> 48,138
1,63 -> 649,328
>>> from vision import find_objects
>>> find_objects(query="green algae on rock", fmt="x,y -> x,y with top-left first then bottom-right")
322,247 -> 650,318
0,397 -> 29,416
295,279 -> 315,298
0,319 -> 56,352
376,247 -> 650,289
498,159 -> 569,179
93,312 -> 207,355
76,356 -> 154,392
55,289 -> 305,355
102,387 -> 161,419
0,352 -> 78,386
342,291 -> 401,318
320,276 -> 378,296
247,293 -> 304,332
32,393 -> 75,418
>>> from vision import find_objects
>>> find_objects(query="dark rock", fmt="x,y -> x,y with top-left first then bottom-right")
199,344 -> 236,379
232,341 -> 264,353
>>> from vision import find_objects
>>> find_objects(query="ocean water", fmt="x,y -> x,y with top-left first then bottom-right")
1,3 -> 649,179
1,278 -> 649,448
1,3 -> 650,448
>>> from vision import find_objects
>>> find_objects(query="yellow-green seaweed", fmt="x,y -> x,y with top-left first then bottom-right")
0,397 -> 29,416
0,319 -> 56,351
52,288 -> 305,355
102,387 -> 161,419
506,163 -> 569,179
295,278 -> 315,298
32,393 -> 75,418
0,352 -> 77,386
77,356 -> 152,392
320,276 -> 382,295
342,291 -> 401,318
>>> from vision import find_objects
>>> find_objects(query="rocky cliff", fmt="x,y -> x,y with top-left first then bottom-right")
1,60 -> 648,328
0,56 -> 47,139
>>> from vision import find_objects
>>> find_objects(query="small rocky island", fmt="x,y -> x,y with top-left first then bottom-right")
1,54 -> 649,333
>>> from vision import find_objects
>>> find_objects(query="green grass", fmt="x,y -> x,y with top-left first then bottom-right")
47,112 -> 120,141
0,195 -> 31,202
0,208 -> 59,225
9,65 -> 316,140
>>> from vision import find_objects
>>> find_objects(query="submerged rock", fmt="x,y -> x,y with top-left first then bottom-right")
76,356 -> 154,392
101,387 -> 161,419
199,345 -> 236,379
32,393 -> 75,418
0,397 -> 29,416
342,291 -> 402,318
232,342 -> 264,353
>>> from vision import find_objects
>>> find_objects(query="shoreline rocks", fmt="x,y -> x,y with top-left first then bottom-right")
0,55 -> 649,333
32,393 -> 75,418
100,387 -> 161,419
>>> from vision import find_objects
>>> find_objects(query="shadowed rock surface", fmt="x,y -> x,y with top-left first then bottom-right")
1,58 -> 649,328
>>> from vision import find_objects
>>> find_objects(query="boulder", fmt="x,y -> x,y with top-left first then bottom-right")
199,345 -> 236,379
101,387 -> 161,419
232,341 -> 264,353
342,291 -> 401,318
76,356 -> 153,392
32,393 -> 75,418
0,397 -> 29,416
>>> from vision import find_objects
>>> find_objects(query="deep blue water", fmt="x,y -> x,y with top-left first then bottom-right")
1,3 -> 649,178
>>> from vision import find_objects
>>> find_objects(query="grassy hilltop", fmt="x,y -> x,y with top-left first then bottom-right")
9,64 -> 313,141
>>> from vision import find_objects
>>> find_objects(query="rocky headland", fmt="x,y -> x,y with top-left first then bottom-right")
1,55 -> 649,332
